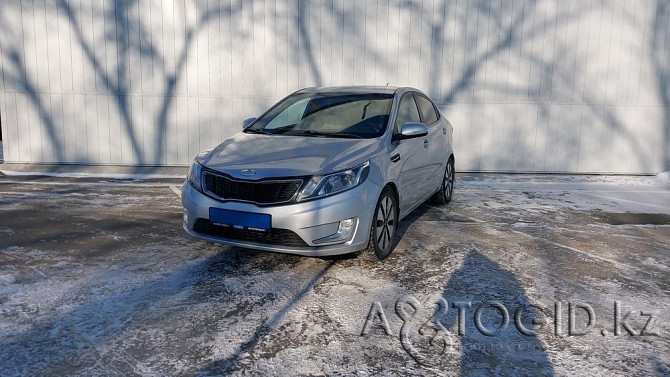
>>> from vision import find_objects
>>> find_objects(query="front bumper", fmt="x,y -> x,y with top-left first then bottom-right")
181,179 -> 382,256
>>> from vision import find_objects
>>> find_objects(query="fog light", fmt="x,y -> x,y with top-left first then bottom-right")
339,218 -> 355,232
313,218 -> 358,245
183,210 -> 188,224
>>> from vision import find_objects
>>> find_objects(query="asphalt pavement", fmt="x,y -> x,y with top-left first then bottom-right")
0,172 -> 668,376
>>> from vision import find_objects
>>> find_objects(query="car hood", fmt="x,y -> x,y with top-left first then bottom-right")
200,132 -> 381,179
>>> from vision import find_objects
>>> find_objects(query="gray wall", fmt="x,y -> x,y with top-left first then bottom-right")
0,0 -> 668,173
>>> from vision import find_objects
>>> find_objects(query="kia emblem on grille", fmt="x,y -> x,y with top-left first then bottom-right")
240,169 -> 256,176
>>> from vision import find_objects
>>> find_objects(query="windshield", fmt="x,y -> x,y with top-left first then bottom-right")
245,92 -> 394,138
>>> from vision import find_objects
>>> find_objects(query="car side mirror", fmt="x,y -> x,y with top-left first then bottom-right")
394,122 -> 428,141
242,117 -> 257,129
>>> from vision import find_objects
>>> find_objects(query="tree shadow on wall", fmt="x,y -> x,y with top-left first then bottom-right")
0,0 -> 667,171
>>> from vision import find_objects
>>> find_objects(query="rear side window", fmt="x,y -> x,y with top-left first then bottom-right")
394,93 -> 422,133
414,94 -> 439,125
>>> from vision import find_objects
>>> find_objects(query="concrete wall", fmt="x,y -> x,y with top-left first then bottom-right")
0,0 -> 668,173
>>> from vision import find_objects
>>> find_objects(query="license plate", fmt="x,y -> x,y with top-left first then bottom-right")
209,208 -> 271,231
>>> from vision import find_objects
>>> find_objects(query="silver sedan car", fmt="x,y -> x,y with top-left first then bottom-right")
182,86 -> 455,259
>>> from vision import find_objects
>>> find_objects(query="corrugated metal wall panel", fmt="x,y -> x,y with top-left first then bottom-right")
0,0 -> 668,172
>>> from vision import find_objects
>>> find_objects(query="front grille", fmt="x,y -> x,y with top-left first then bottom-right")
203,171 -> 302,205
193,219 -> 309,247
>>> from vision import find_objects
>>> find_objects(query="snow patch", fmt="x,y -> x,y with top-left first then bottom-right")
0,170 -> 185,180
3,246 -> 22,253
641,257 -> 669,271
656,172 -> 670,188
482,226 -> 504,236
0,273 -> 16,284
53,261 -> 71,268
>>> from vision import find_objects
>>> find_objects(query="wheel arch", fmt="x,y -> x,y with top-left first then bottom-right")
384,181 -> 400,214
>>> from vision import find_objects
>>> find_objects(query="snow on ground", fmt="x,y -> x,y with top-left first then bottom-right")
458,174 -> 670,215
1,170 -> 185,180
657,171 -> 670,188
0,174 -> 668,376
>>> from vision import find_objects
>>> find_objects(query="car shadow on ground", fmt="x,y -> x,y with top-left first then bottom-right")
394,202 -> 435,247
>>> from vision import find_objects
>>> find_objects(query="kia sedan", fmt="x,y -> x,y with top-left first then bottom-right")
182,86 -> 455,259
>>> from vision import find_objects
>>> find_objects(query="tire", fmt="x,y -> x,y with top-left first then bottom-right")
432,157 -> 455,205
365,186 -> 398,260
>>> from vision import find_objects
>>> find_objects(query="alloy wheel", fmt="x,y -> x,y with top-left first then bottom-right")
375,195 -> 396,251
444,159 -> 454,201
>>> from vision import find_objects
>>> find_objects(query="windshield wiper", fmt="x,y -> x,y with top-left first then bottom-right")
243,128 -> 272,135
286,130 -> 363,139
287,130 -> 328,137
327,133 -> 363,139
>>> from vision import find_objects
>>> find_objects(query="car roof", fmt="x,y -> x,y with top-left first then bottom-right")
297,85 -> 404,95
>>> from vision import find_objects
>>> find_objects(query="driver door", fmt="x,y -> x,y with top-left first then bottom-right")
391,93 -> 433,214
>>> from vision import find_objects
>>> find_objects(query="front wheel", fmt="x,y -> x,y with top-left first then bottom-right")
366,186 -> 398,260
432,157 -> 454,205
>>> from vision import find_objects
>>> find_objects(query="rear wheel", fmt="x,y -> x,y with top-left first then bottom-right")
366,186 -> 398,260
432,157 -> 454,205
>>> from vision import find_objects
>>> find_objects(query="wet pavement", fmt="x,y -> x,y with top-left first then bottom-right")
0,173 -> 668,376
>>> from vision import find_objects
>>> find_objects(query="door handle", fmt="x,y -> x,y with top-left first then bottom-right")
390,153 -> 401,163
424,139 -> 429,149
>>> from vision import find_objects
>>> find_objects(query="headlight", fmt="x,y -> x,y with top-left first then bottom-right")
296,161 -> 370,202
187,161 -> 203,193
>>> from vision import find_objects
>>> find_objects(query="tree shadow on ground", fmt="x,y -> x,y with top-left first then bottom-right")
436,248 -> 554,375
0,237 -> 335,375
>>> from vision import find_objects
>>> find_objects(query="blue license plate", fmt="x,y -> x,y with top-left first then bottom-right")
209,208 -> 271,231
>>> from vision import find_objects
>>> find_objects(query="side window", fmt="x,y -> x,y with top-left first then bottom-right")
394,93 -> 421,133
415,94 -> 439,125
